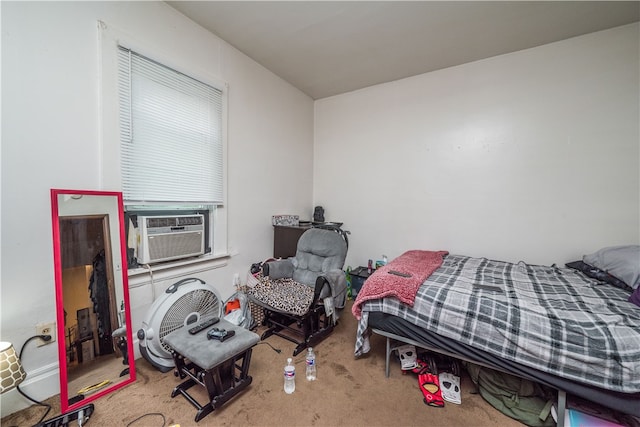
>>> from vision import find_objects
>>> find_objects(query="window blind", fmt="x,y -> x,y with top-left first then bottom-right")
118,46 -> 223,204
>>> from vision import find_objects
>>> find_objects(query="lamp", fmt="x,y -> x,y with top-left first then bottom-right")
1,337 -> 54,425
1,337 -> 93,427
0,341 -> 27,393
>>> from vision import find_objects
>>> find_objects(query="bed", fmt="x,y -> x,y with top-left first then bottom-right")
352,249 -> 640,425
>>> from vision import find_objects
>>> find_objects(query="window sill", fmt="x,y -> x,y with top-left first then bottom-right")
127,252 -> 230,279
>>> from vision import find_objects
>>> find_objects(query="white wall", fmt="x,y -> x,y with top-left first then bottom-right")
314,23 -> 640,269
0,1 -> 313,415
2,1 -> 638,417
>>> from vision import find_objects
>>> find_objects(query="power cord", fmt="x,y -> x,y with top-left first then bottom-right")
17,335 -> 53,425
257,341 -> 281,353
125,412 -> 166,426
142,263 -> 155,300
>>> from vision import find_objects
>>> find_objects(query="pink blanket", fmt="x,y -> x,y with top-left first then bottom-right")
351,250 -> 448,320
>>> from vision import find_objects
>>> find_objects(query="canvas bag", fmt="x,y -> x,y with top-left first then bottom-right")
223,291 -> 255,330
465,362 -> 555,427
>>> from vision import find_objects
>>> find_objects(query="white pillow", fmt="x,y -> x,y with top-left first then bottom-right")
583,245 -> 640,290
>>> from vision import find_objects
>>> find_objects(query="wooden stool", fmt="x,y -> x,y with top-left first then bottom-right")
163,319 -> 260,422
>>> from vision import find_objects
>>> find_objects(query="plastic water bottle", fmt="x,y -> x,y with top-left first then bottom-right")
305,347 -> 317,381
284,357 -> 295,394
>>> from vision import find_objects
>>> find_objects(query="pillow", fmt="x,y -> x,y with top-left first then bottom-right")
565,260 -> 630,290
629,286 -> 640,308
583,245 -> 640,290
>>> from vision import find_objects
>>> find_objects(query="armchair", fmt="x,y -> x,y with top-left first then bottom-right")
247,227 -> 348,356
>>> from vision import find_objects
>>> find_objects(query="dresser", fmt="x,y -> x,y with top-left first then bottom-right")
272,225 -> 311,258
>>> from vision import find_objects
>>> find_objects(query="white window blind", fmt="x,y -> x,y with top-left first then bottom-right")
118,46 -> 223,204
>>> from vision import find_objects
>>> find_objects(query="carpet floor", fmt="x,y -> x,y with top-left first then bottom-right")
2,301 -> 524,427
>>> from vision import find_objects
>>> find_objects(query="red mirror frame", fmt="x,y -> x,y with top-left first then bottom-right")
50,189 -> 136,413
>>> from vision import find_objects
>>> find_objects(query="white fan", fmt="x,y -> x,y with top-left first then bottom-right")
137,277 -> 222,372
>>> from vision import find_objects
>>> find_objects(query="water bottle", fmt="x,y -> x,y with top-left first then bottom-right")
305,347 -> 317,381
284,357 -> 295,394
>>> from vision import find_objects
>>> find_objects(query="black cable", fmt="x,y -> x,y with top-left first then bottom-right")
125,412 -> 166,427
17,335 -> 53,425
257,341 -> 282,353
17,335 -> 52,361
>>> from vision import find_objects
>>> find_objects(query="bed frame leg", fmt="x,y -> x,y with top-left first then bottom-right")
385,337 -> 391,378
557,389 -> 566,427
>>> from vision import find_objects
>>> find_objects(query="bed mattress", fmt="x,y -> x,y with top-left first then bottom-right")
354,255 -> 640,396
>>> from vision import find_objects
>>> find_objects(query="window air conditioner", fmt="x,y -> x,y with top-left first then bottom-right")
137,214 -> 205,264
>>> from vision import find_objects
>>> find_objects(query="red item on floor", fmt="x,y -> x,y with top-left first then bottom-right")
419,371 -> 445,408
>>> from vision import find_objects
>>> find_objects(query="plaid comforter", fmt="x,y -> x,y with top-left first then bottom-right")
354,254 -> 640,393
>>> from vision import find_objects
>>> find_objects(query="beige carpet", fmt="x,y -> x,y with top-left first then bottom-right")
2,301 -> 523,427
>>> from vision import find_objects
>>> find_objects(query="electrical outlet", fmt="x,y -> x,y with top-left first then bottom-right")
233,273 -> 240,286
36,322 -> 56,347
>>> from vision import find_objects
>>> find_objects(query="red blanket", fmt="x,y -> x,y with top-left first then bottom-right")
351,250 -> 448,320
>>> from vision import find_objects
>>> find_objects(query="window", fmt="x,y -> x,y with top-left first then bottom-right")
116,45 -> 227,264
118,46 -> 223,205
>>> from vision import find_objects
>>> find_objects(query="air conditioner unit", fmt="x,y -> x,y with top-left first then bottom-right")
137,214 -> 205,264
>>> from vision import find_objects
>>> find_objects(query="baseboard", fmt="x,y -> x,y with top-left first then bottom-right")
0,361 -> 59,417
1,344 -> 147,418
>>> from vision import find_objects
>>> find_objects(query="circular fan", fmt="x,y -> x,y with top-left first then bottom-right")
137,277 -> 222,372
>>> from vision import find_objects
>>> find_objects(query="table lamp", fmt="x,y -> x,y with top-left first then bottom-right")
0,338 -> 62,426
2,337 -> 96,426
0,341 -> 27,393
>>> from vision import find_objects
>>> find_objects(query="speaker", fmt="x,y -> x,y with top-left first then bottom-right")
313,206 -> 324,222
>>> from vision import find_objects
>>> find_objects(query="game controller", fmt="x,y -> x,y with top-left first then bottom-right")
207,327 -> 235,342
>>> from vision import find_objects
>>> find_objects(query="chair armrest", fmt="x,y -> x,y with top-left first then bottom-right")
263,259 -> 295,279
314,269 -> 348,308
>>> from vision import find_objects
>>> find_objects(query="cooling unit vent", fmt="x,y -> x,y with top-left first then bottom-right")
137,214 -> 205,264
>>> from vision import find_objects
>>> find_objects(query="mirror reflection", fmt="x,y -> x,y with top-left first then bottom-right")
51,190 -> 135,412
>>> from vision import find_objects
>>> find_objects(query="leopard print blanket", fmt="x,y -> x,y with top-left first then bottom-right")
246,273 -> 315,316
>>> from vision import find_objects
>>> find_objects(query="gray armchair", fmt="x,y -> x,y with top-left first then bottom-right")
248,227 -> 348,356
